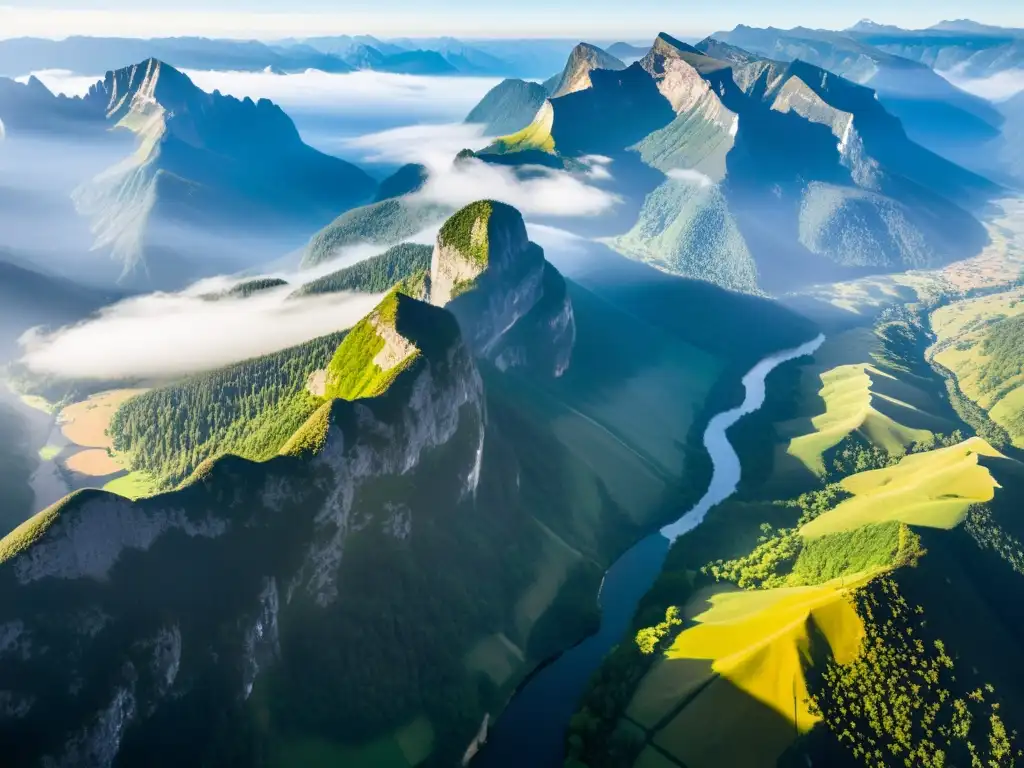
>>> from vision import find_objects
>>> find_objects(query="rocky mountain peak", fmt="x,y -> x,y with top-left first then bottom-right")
550,42 -> 627,98
83,58 -> 301,149
643,32 -> 702,68
430,200 -> 530,305
429,201 -> 574,376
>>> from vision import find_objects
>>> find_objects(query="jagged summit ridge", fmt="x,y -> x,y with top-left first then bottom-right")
61,56 -> 376,289
549,42 -> 627,98
84,57 -> 301,148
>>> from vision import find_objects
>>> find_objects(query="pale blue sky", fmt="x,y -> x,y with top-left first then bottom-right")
1,0 -> 1022,40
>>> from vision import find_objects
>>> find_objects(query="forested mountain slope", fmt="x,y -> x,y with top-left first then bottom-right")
0,201 -> 815,767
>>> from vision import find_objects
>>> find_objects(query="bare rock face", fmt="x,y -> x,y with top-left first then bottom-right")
429,200 -> 575,377
639,33 -> 739,131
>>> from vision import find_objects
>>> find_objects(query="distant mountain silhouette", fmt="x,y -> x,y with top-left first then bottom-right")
0,60 -> 376,289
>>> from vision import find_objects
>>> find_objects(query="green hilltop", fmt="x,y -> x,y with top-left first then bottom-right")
437,200 -> 495,267
324,291 -> 421,401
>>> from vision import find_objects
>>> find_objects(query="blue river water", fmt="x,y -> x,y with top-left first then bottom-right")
474,333 -> 825,767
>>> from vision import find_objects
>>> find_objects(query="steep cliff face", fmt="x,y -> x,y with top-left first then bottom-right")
429,200 -> 575,377
0,294 -> 488,766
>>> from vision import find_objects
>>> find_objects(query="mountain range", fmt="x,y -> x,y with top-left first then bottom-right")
0,199 -> 813,766
471,33 -> 997,293
0,59 -> 376,289
3,21 -> 1024,768
844,20 -> 1024,80
715,25 -> 1006,174
0,35 -> 587,79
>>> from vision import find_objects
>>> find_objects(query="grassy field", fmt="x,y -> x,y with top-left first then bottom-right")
489,102 -> 555,154
770,327 -> 952,487
932,289 -> 1024,447
103,470 -> 160,500
630,574 -> 870,768
50,388 -> 151,491
801,437 -> 1002,538
37,445 -> 61,461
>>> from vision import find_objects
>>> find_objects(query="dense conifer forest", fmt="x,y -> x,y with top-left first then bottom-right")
108,331 -> 346,488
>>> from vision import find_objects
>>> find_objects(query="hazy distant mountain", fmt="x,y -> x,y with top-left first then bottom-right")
483,33 -> 996,293
693,37 -> 760,66
389,37 -> 513,74
465,79 -> 549,136
996,90 -> 1024,180
0,76 -> 102,134
373,163 -> 430,202
717,25 -> 1004,171
289,34 -> 407,58
330,42 -> 385,70
846,25 -> 1024,82
929,19 -> 1024,36
0,59 -> 376,289
845,19 -> 907,35
445,39 -> 586,79
605,42 -> 651,61
0,36 -> 354,77
0,34 -> 534,79
0,256 -> 117,358
372,49 -> 458,75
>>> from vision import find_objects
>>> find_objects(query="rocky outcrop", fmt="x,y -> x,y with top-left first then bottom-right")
429,200 -> 575,377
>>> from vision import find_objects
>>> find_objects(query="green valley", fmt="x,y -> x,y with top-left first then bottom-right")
563,231 -> 1024,768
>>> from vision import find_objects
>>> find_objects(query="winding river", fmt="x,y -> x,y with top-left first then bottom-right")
474,333 -> 825,767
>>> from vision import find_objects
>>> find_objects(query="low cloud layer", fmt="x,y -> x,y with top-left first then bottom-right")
345,122 -> 621,217
939,67 -> 1024,101
20,280 -> 384,380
